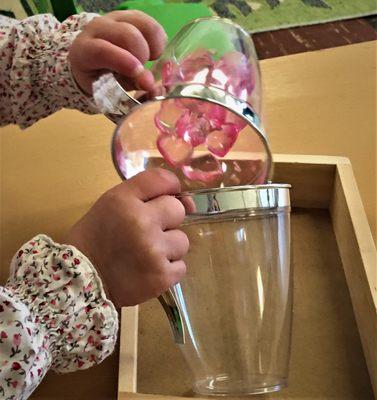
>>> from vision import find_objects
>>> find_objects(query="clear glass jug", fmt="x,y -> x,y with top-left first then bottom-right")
94,17 -> 272,190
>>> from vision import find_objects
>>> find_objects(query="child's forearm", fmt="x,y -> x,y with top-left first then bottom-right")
0,235 -> 118,399
0,13 -> 99,129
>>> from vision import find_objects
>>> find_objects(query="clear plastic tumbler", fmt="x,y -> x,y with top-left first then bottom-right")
174,184 -> 292,395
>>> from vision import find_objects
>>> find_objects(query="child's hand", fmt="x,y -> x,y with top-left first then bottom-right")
69,11 -> 167,95
65,169 -> 189,307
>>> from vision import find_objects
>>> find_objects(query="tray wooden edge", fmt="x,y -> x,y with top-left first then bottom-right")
117,154 -> 377,399
330,162 -> 377,395
119,306 -> 139,394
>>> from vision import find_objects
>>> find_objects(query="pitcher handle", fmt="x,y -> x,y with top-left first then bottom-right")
92,73 -> 144,124
158,289 -> 185,344
96,74 -> 186,344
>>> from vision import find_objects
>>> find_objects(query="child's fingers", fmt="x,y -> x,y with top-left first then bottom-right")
116,69 -> 155,92
107,10 -> 167,60
124,168 -> 181,201
180,194 -> 197,214
167,260 -> 187,286
134,69 -> 156,92
89,17 -> 150,65
163,230 -> 189,261
84,38 -> 144,78
146,195 -> 186,231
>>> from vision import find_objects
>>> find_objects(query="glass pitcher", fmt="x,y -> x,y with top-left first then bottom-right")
94,17 -> 272,189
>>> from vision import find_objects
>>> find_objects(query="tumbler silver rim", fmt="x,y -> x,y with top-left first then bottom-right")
180,184 -> 291,220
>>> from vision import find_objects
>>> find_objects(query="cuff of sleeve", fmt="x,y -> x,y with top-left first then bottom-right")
6,234 -> 118,373
11,13 -> 100,128
49,14 -> 99,115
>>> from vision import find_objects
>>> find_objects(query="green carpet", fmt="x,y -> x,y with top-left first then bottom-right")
76,0 -> 377,33
169,0 -> 377,33
2,1 -> 375,33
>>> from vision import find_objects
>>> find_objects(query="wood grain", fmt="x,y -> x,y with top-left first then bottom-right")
253,19 -> 377,59
330,162 -> 377,395
118,306 -> 139,396
273,155 -> 346,208
118,393 -> 206,400
262,41 -> 377,240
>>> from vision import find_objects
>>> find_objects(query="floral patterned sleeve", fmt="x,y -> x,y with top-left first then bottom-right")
0,235 -> 118,400
0,13 -> 99,129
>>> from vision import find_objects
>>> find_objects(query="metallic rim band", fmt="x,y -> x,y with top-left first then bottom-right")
179,184 -> 291,218
158,84 -> 264,137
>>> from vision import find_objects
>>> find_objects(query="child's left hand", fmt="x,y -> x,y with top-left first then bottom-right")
69,10 -> 167,95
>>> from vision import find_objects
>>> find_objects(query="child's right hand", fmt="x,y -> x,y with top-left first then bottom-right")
65,169 -> 189,307
69,10 -> 167,95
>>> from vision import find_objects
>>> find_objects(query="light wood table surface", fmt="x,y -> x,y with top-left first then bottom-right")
0,41 -> 376,399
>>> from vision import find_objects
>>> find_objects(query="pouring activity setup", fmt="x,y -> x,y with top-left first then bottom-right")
94,17 -> 293,395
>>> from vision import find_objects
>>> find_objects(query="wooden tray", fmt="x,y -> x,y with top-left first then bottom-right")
118,155 -> 376,400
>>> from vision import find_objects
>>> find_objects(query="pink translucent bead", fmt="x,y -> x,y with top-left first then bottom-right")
175,110 -> 210,147
182,154 -> 223,183
213,52 -> 254,100
154,100 -> 185,134
197,102 -> 227,130
175,99 -> 228,131
180,49 -> 214,83
156,132 -> 193,167
224,110 -> 247,131
206,123 -> 239,157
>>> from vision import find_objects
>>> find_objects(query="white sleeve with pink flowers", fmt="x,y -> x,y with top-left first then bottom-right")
0,13 -> 99,129
0,235 -> 118,400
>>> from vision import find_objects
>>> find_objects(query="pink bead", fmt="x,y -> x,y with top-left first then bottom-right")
175,110 -> 210,147
213,52 -> 254,100
224,110 -> 247,131
156,132 -> 193,167
206,123 -> 239,157
180,49 -> 214,83
197,102 -> 227,130
154,100 -> 184,134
